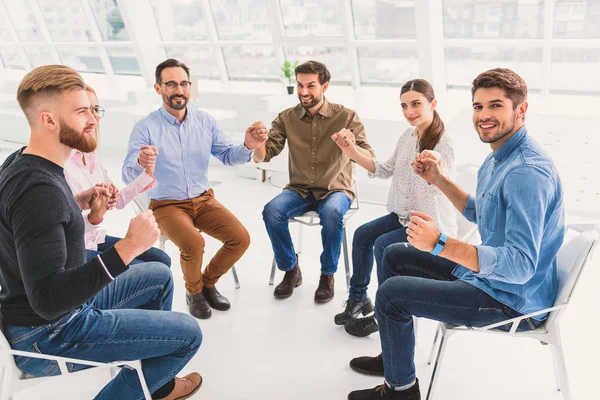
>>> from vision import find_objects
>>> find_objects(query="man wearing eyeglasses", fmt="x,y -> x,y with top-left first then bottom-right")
123,59 -> 268,320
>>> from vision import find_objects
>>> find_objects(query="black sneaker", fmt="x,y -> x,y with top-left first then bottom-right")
345,315 -> 378,337
348,380 -> 420,400
334,297 -> 374,325
349,353 -> 384,376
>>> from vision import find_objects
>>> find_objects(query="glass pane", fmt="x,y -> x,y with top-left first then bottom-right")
210,0 -> 271,40
357,47 -> 417,85
25,46 -> 56,67
445,47 -> 543,90
150,0 -> 209,41
222,46 -> 278,80
284,47 -> 350,82
164,46 -> 219,79
3,2 -> 44,42
351,0 -> 416,39
39,0 -> 92,42
88,0 -> 130,41
106,47 -> 141,75
0,47 -> 25,69
550,48 -> 600,92
279,0 -> 343,37
57,46 -> 105,73
443,0 -> 544,39
0,12 -> 11,42
553,0 -> 600,38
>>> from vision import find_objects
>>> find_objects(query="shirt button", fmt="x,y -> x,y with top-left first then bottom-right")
312,152 -> 315,155
310,181 -> 314,183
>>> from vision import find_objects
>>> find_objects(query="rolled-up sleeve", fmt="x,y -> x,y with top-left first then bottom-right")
462,194 -> 477,223
475,167 -> 554,284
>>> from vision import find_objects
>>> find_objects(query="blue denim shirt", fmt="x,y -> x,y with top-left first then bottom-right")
453,126 -> 565,320
122,106 -> 252,200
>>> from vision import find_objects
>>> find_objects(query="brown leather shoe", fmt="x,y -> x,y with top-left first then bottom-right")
186,292 -> 211,319
158,372 -> 203,400
274,264 -> 302,299
314,274 -> 334,303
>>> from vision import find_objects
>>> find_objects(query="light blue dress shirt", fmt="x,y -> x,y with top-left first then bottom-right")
122,106 -> 252,201
453,126 -> 565,320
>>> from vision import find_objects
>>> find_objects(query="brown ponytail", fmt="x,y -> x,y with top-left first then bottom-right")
400,79 -> 445,152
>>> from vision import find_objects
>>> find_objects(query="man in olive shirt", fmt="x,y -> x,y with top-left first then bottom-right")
249,61 -> 374,302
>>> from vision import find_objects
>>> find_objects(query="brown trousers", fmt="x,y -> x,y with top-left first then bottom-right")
149,189 -> 250,295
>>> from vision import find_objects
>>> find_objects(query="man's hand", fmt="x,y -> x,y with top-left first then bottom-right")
74,183 -> 112,211
331,128 -> 358,158
412,150 -> 444,186
107,183 -> 119,210
138,145 -> 158,173
244,121 -> 269,150
406,211 -> 440,252
125,210 -> 161,254
88,186 -> 111,224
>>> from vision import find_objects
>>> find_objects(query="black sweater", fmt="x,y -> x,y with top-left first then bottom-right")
0,149 -> 127,326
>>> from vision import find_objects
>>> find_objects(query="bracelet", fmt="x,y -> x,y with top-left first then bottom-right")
431,232 -> 448,256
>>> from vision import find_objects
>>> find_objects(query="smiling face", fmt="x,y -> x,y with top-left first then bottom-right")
57,89 -> 97,153
154,66 -> 190,111
472,86 -> 527,151
296,72 -> 328,110
400,90 -> 436,130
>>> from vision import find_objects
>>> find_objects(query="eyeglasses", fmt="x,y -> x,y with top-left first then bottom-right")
157,81 -> 192,91
90,105 -> 105,118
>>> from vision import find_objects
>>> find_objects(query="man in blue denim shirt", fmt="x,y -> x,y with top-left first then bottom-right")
347,69 -> 565,400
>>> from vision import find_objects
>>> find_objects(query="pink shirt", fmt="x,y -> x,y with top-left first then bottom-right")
64,150 -> 156,250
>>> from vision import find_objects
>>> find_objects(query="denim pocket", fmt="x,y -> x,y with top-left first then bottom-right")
480,192 -> 498,232
15,342 -> 61,377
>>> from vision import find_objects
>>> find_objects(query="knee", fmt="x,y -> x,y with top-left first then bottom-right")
145,262 -> 173,285
319,206 -> 345,227
262,201 -> 285,225
373,236 -> 387,260
352,224 -> 371,248
180,236 -> 205,258
228,226 -> 251,252
178,314 -> 203,353
158,250 -> 172,268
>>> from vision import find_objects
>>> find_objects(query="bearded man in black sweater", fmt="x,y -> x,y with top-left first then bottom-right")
0,65 -> 202,400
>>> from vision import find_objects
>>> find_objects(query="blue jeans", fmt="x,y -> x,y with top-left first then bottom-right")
349,213 -> 408,300
263,190 -> 352,275
87,235 -> 172,267
375,243 -> 541,388
4,263 -> 201,400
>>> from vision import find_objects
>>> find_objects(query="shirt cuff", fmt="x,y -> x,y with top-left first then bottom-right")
368,159 -> 380,178
134,171 -> 157,191
462,194 -> 477,222
475,244 -> 497,276
97,246 -> 128,279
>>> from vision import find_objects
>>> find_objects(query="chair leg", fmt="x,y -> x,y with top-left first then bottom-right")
413,316 -> 419,346
231,265 -> 240,289
342,226 -> 350,292
159,235 -> 166,252
426,328 -> 449,400
269,256 -> 277,285
550,327 -> 571,400
0,366 -> 15,400
428,324 -> 441,365
134,362 -> 152,400
298,223 -> 303,255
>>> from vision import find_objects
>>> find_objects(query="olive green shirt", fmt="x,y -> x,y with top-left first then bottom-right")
264,98 -> 374,200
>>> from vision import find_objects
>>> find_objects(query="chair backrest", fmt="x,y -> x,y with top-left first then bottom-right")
543,225 -> 599,330
132,192 -> 151,214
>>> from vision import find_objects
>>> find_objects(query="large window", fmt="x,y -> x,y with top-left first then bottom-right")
351,0 -> 416,39
165,46 -> 219,79
222,46 -> 278,80
39,0 -> 92,42
150,0 -> 209,41
57,46 -> 105,73
210,0 -> 272,41
89,0 -> 130,41
279,0 -> 344,37
3,2 -> 44,42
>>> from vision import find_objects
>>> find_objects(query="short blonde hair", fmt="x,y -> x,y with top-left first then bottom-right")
17,65 -> 86,115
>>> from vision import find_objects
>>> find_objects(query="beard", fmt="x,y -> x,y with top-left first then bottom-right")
163,93 -> 188,110
59,117 -> 97,153
298,93 -> 321,109
476,111 -> 517,144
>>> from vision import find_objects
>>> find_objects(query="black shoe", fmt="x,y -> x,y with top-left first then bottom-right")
349,353 -> 384,376
345,315 -> 378,337
334,297 -> 374,325
202,286 -> 230,311
348,380 -> 420,400
186,292 -> 211,319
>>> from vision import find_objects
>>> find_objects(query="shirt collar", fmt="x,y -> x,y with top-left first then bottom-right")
296,97 -> 332,119
494,125 -> 527,163
69,149 -> 96,174
159,104 -> 188,126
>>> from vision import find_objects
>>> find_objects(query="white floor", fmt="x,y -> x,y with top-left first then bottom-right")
1,152 -> 596,400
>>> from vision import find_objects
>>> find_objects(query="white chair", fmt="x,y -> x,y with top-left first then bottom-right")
132,193 -> 241,290
425,223 -> 600,400
268,182 -> 360,292
0,317 -> 151,400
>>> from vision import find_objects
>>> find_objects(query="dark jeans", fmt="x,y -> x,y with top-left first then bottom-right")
375,243 -> 542,388
86,235 -> 172,267
4,263 -> 201,400
263,190 -> 352,275
349,213 -> 408,300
